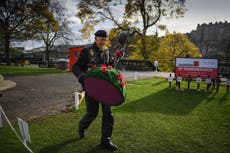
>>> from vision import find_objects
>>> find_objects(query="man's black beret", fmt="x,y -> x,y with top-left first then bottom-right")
94,30 -> 107,38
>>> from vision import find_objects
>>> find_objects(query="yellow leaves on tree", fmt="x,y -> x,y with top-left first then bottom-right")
155,33 -> 201,71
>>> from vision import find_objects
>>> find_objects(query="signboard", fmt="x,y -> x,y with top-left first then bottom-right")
175,58 -> 218,79
69,46 -> 84,72
154,60 -> 158,72
17,117 -> 31,143
154,61 -> 158,67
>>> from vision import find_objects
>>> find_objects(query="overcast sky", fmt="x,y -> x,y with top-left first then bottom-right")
21,0 -> 230,50
161,0 -> 230,34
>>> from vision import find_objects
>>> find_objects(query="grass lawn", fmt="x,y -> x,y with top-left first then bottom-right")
0,78 -> 230,153
0,66 -> 68,75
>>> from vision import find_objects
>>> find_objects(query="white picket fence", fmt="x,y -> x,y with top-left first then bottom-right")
121,71 -> 175,81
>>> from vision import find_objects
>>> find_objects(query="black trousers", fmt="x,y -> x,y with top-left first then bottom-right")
197,83 -> 200,90
187,82 -> 190,89
177,82 -> 181,89
206,83 -> 211,91
79,94 -> 114,142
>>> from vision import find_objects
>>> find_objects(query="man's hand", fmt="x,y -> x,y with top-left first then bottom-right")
78,74 -> 84,84
114,49 -> 125,58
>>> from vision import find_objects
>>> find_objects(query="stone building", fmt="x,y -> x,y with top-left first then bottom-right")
186,21 -> 230,61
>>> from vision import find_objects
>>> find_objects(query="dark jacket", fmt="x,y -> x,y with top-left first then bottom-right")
72,42 -> 112,78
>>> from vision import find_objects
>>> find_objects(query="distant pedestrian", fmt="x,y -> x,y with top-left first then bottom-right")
196,75 -> 202,91
168,74 -> 173,88
205,75 -> 212,92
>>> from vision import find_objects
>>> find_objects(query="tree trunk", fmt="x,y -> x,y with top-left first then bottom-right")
45,46 -> 50,67
5,35 -> 11,66
0,49 -> 1,64
46,44 -> 53,67
141,29 -> 148,59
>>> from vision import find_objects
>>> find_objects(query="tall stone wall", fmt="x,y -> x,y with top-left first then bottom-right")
186,21 -> 230,61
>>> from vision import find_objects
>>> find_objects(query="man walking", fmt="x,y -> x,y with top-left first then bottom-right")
72,30 -> 118,151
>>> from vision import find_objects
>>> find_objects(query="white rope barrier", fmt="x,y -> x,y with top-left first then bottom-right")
0,105 -> 34,153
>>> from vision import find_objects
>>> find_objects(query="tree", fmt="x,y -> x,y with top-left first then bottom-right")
77,0 -> 186,59
34,0 -> 74,67
0,26 -> 4,63
0,0 -> 54,65
129,30 -> 160,60
155,32 -> 201,71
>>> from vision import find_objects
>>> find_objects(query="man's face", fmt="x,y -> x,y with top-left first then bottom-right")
95,36 -> 107,49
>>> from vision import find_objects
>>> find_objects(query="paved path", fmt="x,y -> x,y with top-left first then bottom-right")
0,71 -> 173,122
0,74 -> 16,91
0,74 -> 81,122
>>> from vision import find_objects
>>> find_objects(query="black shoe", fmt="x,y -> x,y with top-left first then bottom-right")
101,141 -> 118,151
79,127 -> 85,139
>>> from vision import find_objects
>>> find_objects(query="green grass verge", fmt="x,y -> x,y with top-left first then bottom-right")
0,78 -> 229,153
0,66 -> 68,76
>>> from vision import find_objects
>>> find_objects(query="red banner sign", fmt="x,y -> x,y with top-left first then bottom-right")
175,58 -> 218,79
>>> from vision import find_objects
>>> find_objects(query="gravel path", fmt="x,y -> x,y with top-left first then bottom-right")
0,74 -> 81,122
